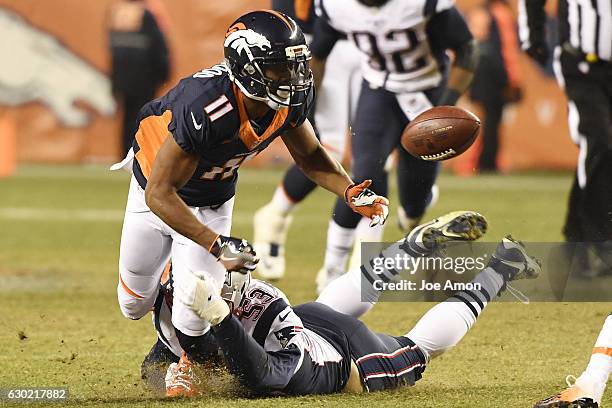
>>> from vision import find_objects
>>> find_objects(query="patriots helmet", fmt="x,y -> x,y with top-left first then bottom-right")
223,10 -> 313,110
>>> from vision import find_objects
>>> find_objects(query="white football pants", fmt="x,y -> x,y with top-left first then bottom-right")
117,176 -> 233,336
314,39 -> 362,160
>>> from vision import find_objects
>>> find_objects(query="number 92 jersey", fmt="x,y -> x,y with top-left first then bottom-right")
316,0 -> 465,93
131,64 -> 314,207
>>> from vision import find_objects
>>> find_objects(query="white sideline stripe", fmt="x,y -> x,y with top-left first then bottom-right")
0,207 -> 300,224
0,208 -> 125,221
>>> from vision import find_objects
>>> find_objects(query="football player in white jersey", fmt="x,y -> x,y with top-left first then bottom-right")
253,0 -> 363,281
312,0 -> 479,292
142,211 -> 542,396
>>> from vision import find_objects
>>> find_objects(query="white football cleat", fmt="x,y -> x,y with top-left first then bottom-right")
253,202 -> 293,281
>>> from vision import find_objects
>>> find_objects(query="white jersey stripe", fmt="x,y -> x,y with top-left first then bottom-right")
598,0 -> 612,60
517,0 -> 531,49
204,94 -> 229,114
580,1 -> 598,55
208,103 -> 233,122
568,0 -> 581,49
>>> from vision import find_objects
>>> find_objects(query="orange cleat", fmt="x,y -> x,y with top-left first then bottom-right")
165,352 -> 197,397
534,376 -> 599,408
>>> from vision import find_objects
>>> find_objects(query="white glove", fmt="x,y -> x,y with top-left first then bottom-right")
174,271 -> 229,326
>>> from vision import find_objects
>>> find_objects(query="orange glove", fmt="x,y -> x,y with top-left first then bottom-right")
344,180 -> 389,227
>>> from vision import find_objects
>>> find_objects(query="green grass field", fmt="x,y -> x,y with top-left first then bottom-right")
0,165 -> 610,407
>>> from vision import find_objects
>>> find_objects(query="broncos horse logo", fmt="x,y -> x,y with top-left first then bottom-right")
223,28 -> 271,63
0,8 -> 115,127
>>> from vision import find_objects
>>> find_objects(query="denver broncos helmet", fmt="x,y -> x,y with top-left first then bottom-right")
223,10 -> 312,110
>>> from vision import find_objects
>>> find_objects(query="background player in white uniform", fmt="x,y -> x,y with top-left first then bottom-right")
254,0 -> 363,280
313,0 -> 478,292
143,211 -> 542,396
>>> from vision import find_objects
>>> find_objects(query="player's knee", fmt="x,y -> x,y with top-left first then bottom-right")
117,284 -> 153,320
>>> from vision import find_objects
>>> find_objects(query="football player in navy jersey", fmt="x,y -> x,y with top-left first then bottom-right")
252,0 -> 363,281
142,211 -> 542,397
115,10 -> 389,396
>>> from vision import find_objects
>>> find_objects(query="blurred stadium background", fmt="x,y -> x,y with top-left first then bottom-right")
0,0 -> 573,171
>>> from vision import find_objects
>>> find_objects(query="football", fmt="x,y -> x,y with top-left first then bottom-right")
401,106 -> 481,161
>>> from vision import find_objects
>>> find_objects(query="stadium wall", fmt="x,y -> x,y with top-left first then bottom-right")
0,0 -> 576,171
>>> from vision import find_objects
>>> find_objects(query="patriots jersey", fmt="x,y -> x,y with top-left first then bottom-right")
155,279 -> 343,368
236,280 -> 343,367
131,64 -> 313,207
316,0 -> 469,93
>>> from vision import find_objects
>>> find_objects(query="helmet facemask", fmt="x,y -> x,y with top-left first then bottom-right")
228,41 -> 313,110
256,56 -> 313,109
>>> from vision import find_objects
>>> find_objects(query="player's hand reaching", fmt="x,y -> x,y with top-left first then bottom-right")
344,180 -> 389,227
209,235 -> 259,272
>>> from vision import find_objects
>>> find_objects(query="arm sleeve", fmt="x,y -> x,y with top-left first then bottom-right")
168,101 -> 210,156
426,6 -> 473,51
212,314 -> 303,393
518,0 -> 547,50
310,16 -> 343,59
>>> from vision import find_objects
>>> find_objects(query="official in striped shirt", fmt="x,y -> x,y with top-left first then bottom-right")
519,0 -> 612,277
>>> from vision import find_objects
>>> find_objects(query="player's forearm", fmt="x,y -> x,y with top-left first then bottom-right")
293,144 -> 353,198
213,314 -> 299,392
440,39 -> 479,105
145,187 -> 218,250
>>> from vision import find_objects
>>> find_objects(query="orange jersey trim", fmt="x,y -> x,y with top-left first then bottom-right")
119,274 -> 144,299
134,110 -> 173,179
295,0 -> 313,21
233,84 -> 289,150
592,347 -> 612,357
160,262 -> 172,285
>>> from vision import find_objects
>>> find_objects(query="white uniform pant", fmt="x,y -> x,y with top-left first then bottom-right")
314,39 -> 362,161
117,176 -> 233,336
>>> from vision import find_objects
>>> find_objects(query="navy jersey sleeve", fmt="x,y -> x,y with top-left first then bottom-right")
310,16 -> 343,59
168,100 -> 211,156
426,6 -> 473,51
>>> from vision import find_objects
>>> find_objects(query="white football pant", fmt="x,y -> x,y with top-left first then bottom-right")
314,39 -> 362,161
117,176 -> 233,336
